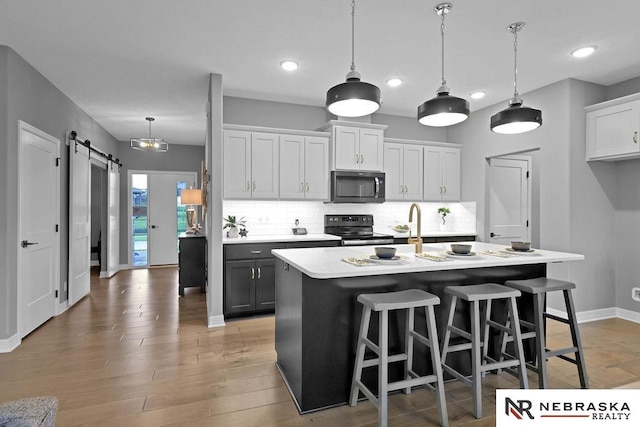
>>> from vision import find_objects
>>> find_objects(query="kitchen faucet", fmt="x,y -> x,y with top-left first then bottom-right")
408,203 -> 423,253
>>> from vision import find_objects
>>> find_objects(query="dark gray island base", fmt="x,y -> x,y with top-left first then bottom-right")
274,259 -> 545,413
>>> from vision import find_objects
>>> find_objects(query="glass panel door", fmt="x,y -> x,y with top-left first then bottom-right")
131,174 -> 148,266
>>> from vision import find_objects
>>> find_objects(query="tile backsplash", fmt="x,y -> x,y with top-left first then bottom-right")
222,200 -> 476,236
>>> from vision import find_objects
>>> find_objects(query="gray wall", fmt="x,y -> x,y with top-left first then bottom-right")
0,45 -> 121,340
117,143 -> 205,265
606,77 -> 640,313
449,78 -> 619,314
223,96 -> 449,142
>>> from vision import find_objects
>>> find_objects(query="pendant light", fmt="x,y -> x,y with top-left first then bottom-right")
490,22 -> 542,134
130,117 -> 169,152
418,3 -> 469,127
326,0 -> 381,117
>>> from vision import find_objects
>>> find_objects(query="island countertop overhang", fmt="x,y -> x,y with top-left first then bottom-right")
271,242 -> 584,279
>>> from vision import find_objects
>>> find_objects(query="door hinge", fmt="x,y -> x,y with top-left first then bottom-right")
526,171 -> 530,179
526,220 -> 529,227
55,157 -> 60,167
55,290 -> 59,298
55,224 -> 59,232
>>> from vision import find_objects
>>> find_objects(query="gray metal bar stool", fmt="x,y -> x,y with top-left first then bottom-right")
350,289 -> 448,427
500,278 -> 589,389
441,283 -> 528,419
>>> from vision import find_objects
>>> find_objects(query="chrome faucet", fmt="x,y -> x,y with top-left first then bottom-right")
408,203 -> 423,253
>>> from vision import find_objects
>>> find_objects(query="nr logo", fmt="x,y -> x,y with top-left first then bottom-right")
505,397 -> 535,420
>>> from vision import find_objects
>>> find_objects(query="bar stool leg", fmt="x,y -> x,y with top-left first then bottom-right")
350,306 -> 371,406
425,305 -> 449,427
379,310 -> 389,427
481,299 -> 493,377
470,300 -> 482,419
564,289 -> 589,388
440,295 -> 458,364
404,307 -> 415,394
532,293 -> 547,389
508,296 -> 529,389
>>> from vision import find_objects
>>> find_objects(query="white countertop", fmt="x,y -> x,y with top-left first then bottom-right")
382,229 -> 478,239
272,242 -> 584,279
222,233 -> 341,244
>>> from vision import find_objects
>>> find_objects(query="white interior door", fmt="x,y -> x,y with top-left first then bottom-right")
106,161 -> 120,277
68,142 -> 91,305
488,156 -> 531,245
18,121 -> 59,337
148,172 -> 195,265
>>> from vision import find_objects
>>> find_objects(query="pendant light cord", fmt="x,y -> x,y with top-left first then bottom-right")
148,119 -> 152,138
512,27 -> 519,99
350,0 -> 356,72
440,10 -> 446,87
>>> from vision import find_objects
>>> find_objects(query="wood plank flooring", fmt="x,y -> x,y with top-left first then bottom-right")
1,267 -> 639,426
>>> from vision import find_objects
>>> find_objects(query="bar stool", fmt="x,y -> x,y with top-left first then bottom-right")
441,283 -> 528,419
350,289 -> 448,427
500,278 -> 588,389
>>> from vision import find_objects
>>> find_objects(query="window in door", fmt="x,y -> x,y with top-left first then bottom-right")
131,174 -> 148,267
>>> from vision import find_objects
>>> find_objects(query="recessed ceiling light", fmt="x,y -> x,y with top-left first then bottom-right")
386,77 -> 403,87
571,46 -> 597,58
470,91 -> 486,100
280,60 -> 299,71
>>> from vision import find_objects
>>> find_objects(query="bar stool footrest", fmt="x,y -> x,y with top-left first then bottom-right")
362,353 -> 408,369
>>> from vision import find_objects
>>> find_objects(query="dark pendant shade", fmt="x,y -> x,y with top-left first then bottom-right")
326,77 -> 381,117
490,103 -> 542,134
418,91 -> 470,127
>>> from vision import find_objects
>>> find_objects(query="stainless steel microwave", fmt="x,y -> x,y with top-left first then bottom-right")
329,171 -> 385,203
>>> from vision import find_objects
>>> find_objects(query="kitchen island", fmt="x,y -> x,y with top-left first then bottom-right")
272,242 -> 583,413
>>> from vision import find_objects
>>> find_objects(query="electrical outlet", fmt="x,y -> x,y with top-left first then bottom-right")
632,287 -> 640,302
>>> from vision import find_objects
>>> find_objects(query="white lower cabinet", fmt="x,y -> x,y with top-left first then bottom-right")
223,130 -> 279,199
423,146 -> 460,201
384,143 -> 423,201
279,135 -> 329,200
586,96 -> 640,161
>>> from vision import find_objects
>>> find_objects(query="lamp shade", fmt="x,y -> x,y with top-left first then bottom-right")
326,76 -> 381,117
490,103 -> 542,134
180,189 -> 203,205
418,91 -> 469,127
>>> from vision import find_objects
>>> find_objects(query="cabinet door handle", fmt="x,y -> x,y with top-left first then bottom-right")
247,181 -> 251,190
250,250 -> 262,254
439,186 -> 443,194
306,183 -> 309,192
400,185 -> 404,194
252,181 -> 256,190
300,182 -> 304,192
355,154 -> 359,164
443,186 -> 447,194
634,131 -> 638,144
251,267 -> 255,279
404,185 -> 408,194
360,154 -> 364,164
257,267 -> 261,279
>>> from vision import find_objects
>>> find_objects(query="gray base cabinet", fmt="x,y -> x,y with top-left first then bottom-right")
223,240 -> 340,317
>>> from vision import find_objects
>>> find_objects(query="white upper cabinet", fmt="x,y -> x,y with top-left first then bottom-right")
423,146 -> 460,201
384,143 -> 423,201
321,121 -> 387,171
586,94 -> 640,161
223,129 -> 279,199
279,135 -> 329,200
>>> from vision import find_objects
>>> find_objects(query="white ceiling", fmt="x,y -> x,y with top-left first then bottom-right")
1,0 -> 639,146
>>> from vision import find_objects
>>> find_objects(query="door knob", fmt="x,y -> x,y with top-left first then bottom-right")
21,240 -> 38,248
150,225 -> 158,229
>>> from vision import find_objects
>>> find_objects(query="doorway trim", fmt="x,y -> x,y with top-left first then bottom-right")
127,169 -> 197,268
17,120 -> 61,334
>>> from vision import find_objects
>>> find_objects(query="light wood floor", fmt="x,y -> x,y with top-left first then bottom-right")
1,267 -> 639,426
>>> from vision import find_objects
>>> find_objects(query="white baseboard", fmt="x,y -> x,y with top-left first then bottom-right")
208,315 -> 225,328
547,306 -> 639,324
90,260 -> 99,267
55,299 -> 70,316
0,333 -> 21,353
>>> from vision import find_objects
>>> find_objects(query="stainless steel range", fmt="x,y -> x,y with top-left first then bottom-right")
324,214 -> 394,246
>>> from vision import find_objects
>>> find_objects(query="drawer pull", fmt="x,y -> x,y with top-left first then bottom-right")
250,250 -> 262,254
634,131 -> 638,144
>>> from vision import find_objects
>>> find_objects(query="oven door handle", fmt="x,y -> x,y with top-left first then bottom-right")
374,177 -> 380,198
